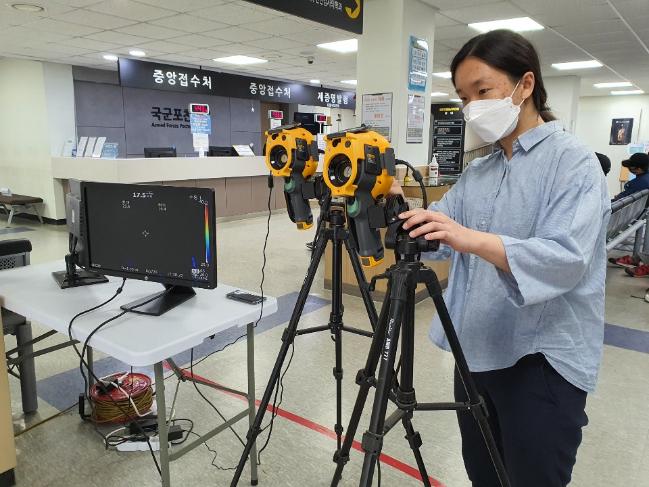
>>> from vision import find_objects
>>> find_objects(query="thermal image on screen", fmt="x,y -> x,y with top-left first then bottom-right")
83,183 -> 216,288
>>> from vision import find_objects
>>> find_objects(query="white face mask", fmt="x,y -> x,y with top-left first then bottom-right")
462,80 -> 524,144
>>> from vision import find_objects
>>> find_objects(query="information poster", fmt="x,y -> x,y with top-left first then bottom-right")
408,36 -> 428,92
432,103 -> 465,175
362,93 -> 393,141
407,94 -> 425,143
610,118 -> 634,145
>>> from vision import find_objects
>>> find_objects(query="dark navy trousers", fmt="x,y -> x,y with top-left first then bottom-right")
454,353 -> 589,487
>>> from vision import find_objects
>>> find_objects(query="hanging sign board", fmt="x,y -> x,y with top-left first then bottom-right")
243,0 -> 363,34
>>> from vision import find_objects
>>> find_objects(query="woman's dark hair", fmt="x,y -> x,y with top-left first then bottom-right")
450,29 -> 556,122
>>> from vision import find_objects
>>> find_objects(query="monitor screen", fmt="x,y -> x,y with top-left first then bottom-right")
144,147 -> 177,158
81,182 -> 216,289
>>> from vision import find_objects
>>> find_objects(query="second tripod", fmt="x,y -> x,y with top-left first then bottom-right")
230,201 -> 379,486
330,216 -> 511,487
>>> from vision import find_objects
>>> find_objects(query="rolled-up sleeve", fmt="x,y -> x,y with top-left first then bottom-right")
497,154 -> 605,307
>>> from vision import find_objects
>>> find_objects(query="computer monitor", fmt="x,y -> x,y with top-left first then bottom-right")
144,147 -> 177,158
51,179 -> 108,289
208,146 -> 237,157
81,182 -> 217,316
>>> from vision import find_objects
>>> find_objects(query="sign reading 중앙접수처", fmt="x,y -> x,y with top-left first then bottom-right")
242,0 -> 363,34
119,58 -> 356,110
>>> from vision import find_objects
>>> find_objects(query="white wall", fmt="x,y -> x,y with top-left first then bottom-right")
0,59 -> 75,220
576,94 -> 649,197
545,76 -> 580,133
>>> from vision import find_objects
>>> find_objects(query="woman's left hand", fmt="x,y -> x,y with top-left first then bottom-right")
399,209 -> 479,254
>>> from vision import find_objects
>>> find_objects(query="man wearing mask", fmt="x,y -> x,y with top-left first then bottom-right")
392,29 -> 610,487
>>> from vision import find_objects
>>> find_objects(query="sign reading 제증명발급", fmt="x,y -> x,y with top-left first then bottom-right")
242,0 -> 363,34
118,58 -> 356,110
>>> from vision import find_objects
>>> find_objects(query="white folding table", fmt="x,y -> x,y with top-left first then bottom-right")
0,260 -> 278,487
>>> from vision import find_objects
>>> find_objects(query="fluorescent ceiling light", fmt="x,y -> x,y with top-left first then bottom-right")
11,3 -> 44,12
431,92 -> 448,97
129,49 -> 146,57
450,98 -> 462,103
103,54 -> 118,61
469,16 -> 544,33
433,71 -> 452,79
340,79 -> 357,85
611,89 -> 644,95
552,60 -> 602,70
213,55 -> 267,65
310,79 -> 321,84
593,81 -> 633,89
317,39 -> 358,54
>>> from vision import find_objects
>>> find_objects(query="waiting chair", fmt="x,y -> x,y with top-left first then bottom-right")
1,239 -> 38,414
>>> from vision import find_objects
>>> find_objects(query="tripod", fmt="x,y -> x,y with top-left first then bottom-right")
231,201 -> 379,486
330,227 -> 511,487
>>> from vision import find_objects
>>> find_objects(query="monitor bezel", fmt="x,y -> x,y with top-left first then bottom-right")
80,181 -> 217,290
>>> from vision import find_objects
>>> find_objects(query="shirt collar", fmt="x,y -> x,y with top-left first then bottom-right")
516,120 -> 564,152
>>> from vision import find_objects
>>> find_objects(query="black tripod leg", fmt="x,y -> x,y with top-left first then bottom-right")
428,289 -> 511,487
401,416 -> 431,487
359,287 -> 406,487
331,236 -> 345,451
344,238 -> 379,330
331,282 -> 393,487
230,228 -> 330,487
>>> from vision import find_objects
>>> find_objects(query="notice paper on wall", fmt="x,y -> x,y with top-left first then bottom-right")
76,137 -> 88,158
361,93 -> 393,141
233,145 -> 255,156
406,94 -> 425,144
84,137 -> 97,157
92,137 -> 106,158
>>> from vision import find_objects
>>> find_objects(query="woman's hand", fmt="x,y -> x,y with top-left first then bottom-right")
388,179 -> 404,197
399,209 -> 511,272
399,208 -> 478,253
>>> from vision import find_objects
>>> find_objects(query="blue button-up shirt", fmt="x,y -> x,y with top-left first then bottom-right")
427,121 -> 610,392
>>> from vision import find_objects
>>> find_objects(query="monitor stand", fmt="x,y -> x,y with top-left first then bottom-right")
52,254 -> 108,289
120,285 -> 196,316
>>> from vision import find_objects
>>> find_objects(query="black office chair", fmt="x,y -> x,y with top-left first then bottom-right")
1,239 -> 38,414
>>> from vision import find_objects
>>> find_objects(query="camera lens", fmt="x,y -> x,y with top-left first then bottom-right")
327,154 -> 353,187
269,146 -> 289,170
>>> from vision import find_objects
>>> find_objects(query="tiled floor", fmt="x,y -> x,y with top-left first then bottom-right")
2,212 -> 649,487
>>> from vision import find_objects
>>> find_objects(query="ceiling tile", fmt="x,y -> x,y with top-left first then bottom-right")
22,18 -> 102,36
131,40 -> 201,54
139,0 -> 229,13
51,9 -> 138,29
115,22 -> 185,40
169,34 -> 230,48
243,37 -> 310,51
204,26 -> 272,42
86,1 -> 178,21
243,16 -> 326,35
149,13 -> 230,33
199,3 -> 274,25
58,37 -> 122,52
84,31 -> 155,46
0,25 -> 72,43
281,28 -> 353,45
442,1 -> 526,24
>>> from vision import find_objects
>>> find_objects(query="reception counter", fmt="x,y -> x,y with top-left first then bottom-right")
52,156 -> 286,218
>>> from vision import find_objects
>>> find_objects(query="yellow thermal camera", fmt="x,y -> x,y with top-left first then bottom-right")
265,124 -> 319,229
323,126 -> 396,267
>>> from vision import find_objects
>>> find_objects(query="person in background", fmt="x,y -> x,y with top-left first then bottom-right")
608,152 -> 649,277
595,152 -> 611,176
393,29 -> 610,487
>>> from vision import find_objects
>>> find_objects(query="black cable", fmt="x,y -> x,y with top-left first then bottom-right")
187,431 -> 240,471
395,159 -> 428,209
14,403 -> 77,437
67,280 -> 172,476
189,179 -> 273,371
189,348 -> 245,447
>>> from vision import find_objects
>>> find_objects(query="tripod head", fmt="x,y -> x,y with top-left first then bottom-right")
383,195 -> 439,260
265,123 -> 320,230
323,125 -> 396,267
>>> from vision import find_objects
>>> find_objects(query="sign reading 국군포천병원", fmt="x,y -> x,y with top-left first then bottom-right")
118,58 -> 356,110
242,0 -> 363,34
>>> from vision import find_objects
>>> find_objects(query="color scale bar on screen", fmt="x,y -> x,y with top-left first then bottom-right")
204,205 -> 210,264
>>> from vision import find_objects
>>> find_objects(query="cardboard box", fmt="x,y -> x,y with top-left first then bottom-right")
0,312 -> 17,483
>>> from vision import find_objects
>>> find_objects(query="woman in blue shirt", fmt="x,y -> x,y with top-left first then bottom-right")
397,30 -> 610,486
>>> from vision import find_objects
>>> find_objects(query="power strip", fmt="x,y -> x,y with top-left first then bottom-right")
117,436 -> 161,452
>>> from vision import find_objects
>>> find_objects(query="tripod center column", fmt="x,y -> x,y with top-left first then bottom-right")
356,0 -> 438,165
